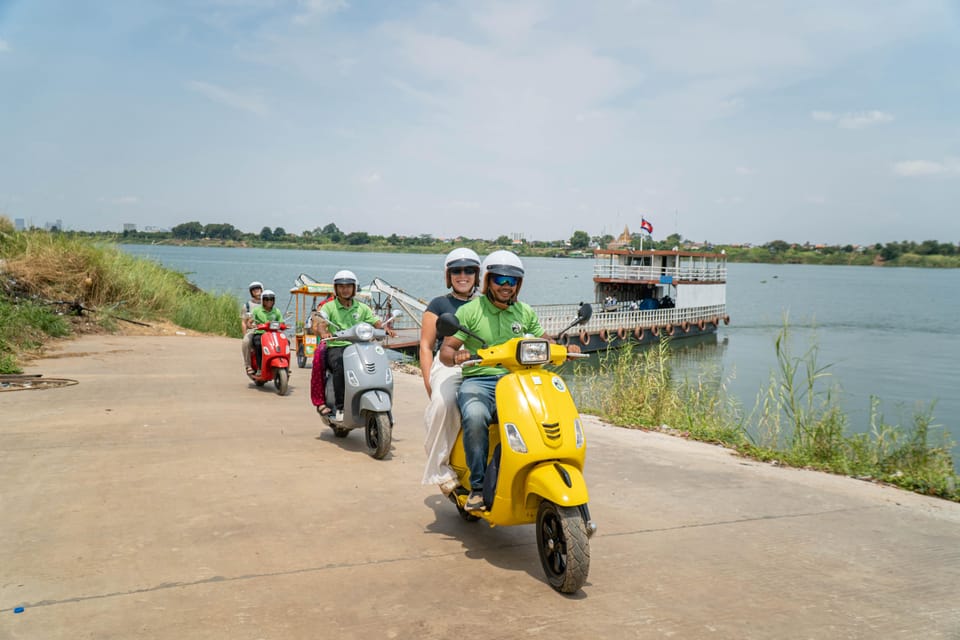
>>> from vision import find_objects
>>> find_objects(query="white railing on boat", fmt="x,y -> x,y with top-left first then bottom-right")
535,303 -> 728,337
594,264 -> 726,281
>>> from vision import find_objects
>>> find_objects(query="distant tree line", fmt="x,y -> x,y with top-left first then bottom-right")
101,220 -> 959,266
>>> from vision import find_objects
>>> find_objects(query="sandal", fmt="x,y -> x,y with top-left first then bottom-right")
246,366 -> 256,376
317,405 -> 332,416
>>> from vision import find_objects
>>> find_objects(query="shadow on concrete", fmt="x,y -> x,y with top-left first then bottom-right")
420,494 -> 589,598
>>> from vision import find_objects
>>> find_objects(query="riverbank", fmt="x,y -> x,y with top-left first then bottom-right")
0,227 -> 239,372
3,333 -> 959,638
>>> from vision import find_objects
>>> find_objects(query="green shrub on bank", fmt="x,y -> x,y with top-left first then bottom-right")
0,297 -> 70,373
574,325 -> 959,502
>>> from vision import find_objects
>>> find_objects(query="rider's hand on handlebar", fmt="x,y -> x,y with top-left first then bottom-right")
453,350 -> 475,365
566,344 -> 582,355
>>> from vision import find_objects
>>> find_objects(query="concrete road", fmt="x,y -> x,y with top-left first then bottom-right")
2,335 -> 958,639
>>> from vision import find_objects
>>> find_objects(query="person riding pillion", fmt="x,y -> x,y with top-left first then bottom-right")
241,281 -> 263,375
316,270 -> 396,416
251,290 -> 283,375
438,250 -> 581,512
420,247 -> 482,495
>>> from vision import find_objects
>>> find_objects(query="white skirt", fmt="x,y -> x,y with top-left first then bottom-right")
421,358 -> 462,485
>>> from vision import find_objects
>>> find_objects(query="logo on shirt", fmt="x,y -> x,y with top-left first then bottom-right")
511,322 -> 523,334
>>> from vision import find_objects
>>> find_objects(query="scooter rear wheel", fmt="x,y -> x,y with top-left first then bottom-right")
365,412 -> 392,460
536,501 -> 590,594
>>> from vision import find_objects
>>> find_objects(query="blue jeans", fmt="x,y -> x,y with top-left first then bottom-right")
457,374 -> 502,490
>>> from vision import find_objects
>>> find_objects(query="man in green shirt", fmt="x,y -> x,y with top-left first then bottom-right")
251,290 -> 283,375
438,251 -> 580,511
317,270 -> 394,416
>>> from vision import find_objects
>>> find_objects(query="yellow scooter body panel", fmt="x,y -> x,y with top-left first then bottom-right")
448,339 -> 588,527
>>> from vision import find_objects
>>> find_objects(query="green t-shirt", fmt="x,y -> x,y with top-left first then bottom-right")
320,298 -> 378,347
454,296 -> 544,377
252,306 -> 283,334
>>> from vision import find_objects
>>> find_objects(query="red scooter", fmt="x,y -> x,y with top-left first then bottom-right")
247,321 -> 291,395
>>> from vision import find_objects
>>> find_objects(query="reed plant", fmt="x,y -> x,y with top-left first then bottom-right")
574,323 -> 959,502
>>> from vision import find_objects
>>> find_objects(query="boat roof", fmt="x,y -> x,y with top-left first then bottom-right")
594,248 -> 727,259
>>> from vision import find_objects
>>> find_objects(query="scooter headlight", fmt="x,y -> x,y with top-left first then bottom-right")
355,323 -> 375,341
268,321 -> 280,331
574,418 -> 585,448
517,339 -> 550,365
503,422 -> 528,453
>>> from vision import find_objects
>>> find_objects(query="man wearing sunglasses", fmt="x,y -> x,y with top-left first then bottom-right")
438,250 -> 580,512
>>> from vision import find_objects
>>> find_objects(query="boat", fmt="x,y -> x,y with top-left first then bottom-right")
533,246 -> 729,352
293,243 -> 730,357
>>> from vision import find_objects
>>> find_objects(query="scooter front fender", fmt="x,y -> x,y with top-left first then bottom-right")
524,462 -> 589,508
359,389 -> 392,413
273,357 -> 289,369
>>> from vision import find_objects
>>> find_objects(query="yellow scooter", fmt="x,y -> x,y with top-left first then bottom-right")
435,304 -> 595,594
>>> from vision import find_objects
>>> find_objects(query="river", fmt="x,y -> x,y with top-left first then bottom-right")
120,244 -> 959,467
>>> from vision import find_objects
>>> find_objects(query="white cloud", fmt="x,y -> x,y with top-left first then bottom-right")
892,159 -> 960,177
811,109 -> 894,128
359,171 -> 382,185
0,38 -> 10,53
186,80 -> 267,115
294,0 -> 348,23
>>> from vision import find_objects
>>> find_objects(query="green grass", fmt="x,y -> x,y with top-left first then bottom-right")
573,323 -> 959,502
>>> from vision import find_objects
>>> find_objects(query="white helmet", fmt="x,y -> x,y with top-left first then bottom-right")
333,270 -> 358,286
443,247 -> 481,288
333,270 -> 358,297
261,289 -> 276,302
481,250 -> 524,296
248,281 -> 263,293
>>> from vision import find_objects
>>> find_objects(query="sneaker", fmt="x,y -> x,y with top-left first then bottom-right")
334,410 -> 344,422
464,490 -> 485,512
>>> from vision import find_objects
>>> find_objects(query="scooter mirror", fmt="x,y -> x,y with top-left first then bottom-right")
390,309 -> 403,318
435,312 -> 461,338
577,302 -> 593,324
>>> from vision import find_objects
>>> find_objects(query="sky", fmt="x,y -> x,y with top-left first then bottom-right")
1,0 -> 959,246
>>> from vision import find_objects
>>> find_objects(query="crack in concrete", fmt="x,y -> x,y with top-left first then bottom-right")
0,504 -> 878,612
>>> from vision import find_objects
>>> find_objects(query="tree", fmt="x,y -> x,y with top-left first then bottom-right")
345,231 -> 370,245
172,221 -> 203,239
319,223 -> 344,243
260,226 -> 273,241
273,227 -> 287,239
766,239 -> 790,254
569,230 -> 590,250
496,235 -> 511,246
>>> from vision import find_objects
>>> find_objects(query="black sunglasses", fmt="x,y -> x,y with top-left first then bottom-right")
449,267 -> 479,275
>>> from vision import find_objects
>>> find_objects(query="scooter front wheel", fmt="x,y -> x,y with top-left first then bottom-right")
536,501 -> 590,594
365,412 -> 391,460
274,369 -> 289,396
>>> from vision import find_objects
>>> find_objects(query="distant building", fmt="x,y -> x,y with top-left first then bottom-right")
14,218 -> 25,231
45,219 -> 63,231
607,225 -> 632,249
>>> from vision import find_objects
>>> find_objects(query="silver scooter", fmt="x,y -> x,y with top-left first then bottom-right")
319,313 -> 399,459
